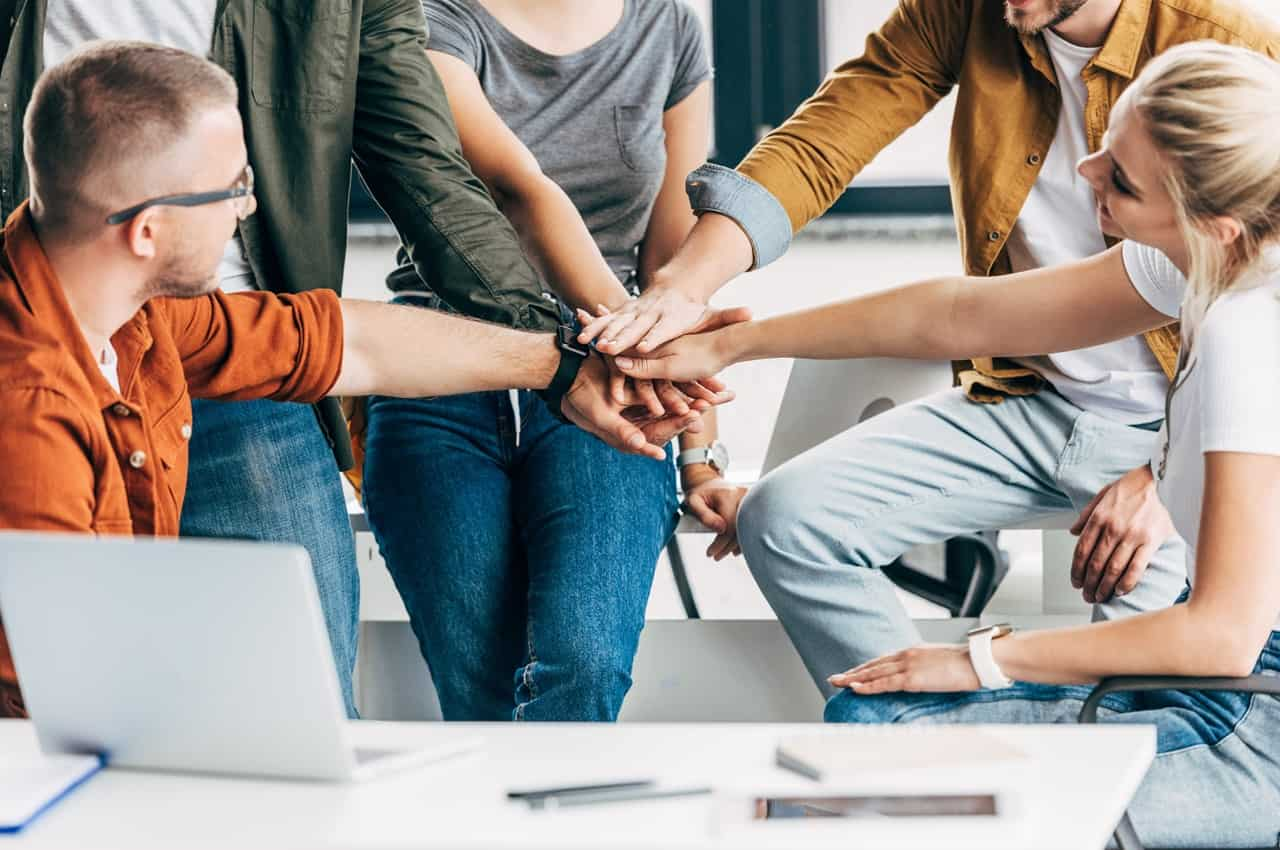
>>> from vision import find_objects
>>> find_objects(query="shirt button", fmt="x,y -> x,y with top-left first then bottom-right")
988,230 -> 1002,242
111,403 -> 131,417
180,423 -> 193,441
1027,153 -> 1041,165
128,450 -> 147,469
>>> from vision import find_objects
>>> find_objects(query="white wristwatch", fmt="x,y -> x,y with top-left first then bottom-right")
966,623 -> 1015,690
676,440 -> 729,475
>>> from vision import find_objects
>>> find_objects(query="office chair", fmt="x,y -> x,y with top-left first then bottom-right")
668,357 -> 1008,619
1078,674 -> 1280,850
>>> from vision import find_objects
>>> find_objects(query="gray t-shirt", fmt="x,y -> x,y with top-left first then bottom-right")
414,0 -> 711,287
43,0 -> 256,293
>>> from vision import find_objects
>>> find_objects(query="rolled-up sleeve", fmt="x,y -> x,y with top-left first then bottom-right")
685,163 -> 794,270
160,289 -> 345,404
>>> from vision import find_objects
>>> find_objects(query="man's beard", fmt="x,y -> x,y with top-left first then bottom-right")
142,250 -> 220,300
1005,0 -> 1089,35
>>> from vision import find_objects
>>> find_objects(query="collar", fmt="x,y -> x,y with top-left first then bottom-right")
1092,0 -> 1152,79
1018,0 -> 1152,82
3,203 -> 151,410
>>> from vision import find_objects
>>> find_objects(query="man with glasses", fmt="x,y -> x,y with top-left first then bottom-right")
0,41 -> 712,719
0,2 -> 710,719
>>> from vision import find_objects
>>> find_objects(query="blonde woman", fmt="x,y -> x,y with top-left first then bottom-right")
613,43 -> 1280,844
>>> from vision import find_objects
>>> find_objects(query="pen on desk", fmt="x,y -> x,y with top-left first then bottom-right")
526,786 -> 713,810
507,780 -> 654,801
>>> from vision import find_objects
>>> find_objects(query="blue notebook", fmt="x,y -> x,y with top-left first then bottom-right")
0,754 -> 103,834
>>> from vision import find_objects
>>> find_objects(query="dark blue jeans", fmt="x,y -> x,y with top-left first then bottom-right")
362,387 -> 678,721
181,398 -> 359,718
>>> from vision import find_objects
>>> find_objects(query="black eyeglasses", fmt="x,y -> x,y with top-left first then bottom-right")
105,164 -> 255,225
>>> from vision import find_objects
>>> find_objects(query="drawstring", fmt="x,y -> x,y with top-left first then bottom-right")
508,389 -> 522,447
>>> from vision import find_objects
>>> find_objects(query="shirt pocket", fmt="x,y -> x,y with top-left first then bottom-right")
614,104 -> 666,174
251,0 -> 353,114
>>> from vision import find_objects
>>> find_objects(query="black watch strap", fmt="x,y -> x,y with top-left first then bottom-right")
538,324 -> 591,422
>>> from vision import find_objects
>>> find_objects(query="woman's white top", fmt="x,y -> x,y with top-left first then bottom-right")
1123,240 -> 1280,628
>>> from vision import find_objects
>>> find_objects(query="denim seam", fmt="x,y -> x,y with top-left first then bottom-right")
887,689 -> 1129,725
514,616 -> 541,722
846,468 -> 1019,530
1151,693 -> 1259,759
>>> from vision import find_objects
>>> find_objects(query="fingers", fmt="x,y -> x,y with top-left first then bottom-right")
633,379 -> 664,418
684,492 -> 727,533
576,309 -> 618,345
1070,507 -> 1107,591
677,380 -> 735,407
639,410 -> 701,449
636,313 -> 694,354
828,659 -> 905,690
655,381 -> 691,417
706,530 -> 738,561
613,354 -> 667,381
1091,540 -> 1138,603
691,305 -> 752,335
1080,527 -> 1123,604
599,311 -> 663,355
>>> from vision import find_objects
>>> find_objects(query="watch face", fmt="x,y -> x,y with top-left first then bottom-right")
708,441 -> 730,473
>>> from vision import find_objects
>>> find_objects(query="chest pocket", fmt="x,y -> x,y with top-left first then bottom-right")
252,0 -> 353,114
615,105 -> 666,174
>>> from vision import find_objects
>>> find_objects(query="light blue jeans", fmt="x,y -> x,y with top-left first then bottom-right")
738,387 -> 1189,694
826,629 -> 1280,848
181,398 -> 359,718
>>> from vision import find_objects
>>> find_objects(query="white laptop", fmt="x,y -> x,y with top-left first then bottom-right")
0,532 -> 478,782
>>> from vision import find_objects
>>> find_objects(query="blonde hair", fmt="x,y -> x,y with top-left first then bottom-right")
1116,42 -> 1280,343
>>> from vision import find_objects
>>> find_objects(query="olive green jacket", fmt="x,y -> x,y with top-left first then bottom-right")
0,0 -> 558,468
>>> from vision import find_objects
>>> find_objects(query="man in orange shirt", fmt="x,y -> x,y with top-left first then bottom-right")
0,41 -> 717,717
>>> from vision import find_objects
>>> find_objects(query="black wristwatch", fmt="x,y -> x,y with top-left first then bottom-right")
538,324 -> 592,423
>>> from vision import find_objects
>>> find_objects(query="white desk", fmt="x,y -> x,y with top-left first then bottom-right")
0,720 -> 1152,850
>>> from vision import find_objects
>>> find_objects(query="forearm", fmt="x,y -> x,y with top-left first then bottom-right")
719,248 -> 1168,366
334,299 -> 559,397
502,179 -> 632,313
649,212 -> 754,303
993,604 -> 1260,685
722,277 -> 970,364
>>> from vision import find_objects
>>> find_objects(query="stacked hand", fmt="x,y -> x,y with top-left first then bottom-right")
561,355 -> 726,461
828,645 -> 982,695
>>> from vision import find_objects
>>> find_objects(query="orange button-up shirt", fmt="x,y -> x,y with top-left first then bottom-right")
0,203 -> 345,713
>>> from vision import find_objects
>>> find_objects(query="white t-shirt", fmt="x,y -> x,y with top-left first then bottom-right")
43,0 -> 257,294
1123,240 -> 1280,628
97,343 -> 121,394
1006,28 -> 1167,424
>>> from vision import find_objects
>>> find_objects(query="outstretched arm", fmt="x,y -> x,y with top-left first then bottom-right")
615,246 -> 1173,381
333,299 -> 722,460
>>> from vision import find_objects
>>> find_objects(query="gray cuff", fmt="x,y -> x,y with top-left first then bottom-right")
685,163 -> 793,270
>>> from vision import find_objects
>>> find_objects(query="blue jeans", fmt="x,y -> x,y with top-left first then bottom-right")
362,386 -> 678,722
181,398 -> 359,718
825,629 -> 1280,848
739,387 -> 1188,695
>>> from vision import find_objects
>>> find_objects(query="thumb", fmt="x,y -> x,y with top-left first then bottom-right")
692,306 -> 752,335
614,355 -> 667,380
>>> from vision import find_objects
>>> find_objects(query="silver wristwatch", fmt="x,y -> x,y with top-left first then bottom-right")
676,440 -> 729,475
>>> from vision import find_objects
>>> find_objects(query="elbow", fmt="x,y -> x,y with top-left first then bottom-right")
489,164 -> 554,216
1189,627 -> 1266,679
